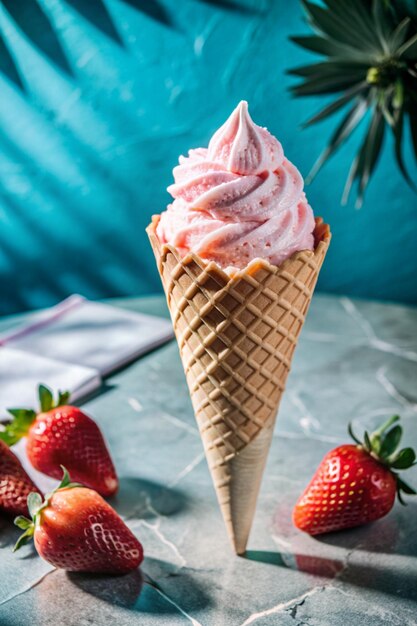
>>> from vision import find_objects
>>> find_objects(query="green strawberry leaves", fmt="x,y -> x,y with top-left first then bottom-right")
38,384 -> 70,412
13,492 -> 45,552
58,391 -> 70,406
13,518 -> 35,552
0,384 -> 71,447
13,466 -> 83,553
27,492 -> 44,519
349,414 -> 416,505
396,476 -> 417,505
14,516 -> 32,531
39,385 -> 54,413
363,430 -> 373,452
379,424 -> 403,457
391,447 -> 417,469
0,410 -> 36,446
56,465 -> 83,492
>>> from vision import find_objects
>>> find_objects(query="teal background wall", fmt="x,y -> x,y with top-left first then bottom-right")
0,0 -> 416,315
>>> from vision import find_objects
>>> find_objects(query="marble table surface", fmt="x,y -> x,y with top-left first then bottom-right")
0,294 -> 417,626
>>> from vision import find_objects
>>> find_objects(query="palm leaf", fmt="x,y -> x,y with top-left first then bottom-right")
343,108 -> 385,206
324,0 -> 381,45
303,82 -> 368,127
307,98 -> 369,182
292,74 -> 365,96
302,0 -> 381,52
373,0 -> 392,53
389,17 -> 411,50
392,106 -> 416,189
349,0 -> 381,31
288,61 -> 369,79
409,104 -> 417,163
289,35 -> 368,60
393,0 -> 417,23
398,32 -> 417,57
290,0 -> 417,206
357,107 -> 385,205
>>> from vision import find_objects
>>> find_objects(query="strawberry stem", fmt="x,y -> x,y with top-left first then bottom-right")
38,385 -> 70,412
0,385 -> 71,447
364,430 -> 372,452
395,475 -> 417,506
58,391 -> 70,406
372,415 -> 400,437
348,423 -> 361,445
13,467 -> 84,553
39,385 -> 54,412
27,492 -> 44,519
56,465 -> 82,491
13,520 -> 35,552
348,415 -> 416,506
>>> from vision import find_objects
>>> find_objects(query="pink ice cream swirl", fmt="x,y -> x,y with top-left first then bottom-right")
156,101 -> 315,271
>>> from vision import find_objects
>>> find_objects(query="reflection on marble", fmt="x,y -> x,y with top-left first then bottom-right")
0,295 -> 416,625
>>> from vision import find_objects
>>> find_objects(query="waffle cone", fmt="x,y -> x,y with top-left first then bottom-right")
147,217 -> 331,554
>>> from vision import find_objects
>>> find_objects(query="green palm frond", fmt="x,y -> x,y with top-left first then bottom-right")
290,0 -> 417,207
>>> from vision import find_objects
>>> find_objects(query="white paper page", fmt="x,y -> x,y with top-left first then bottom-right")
0,347 -> 101,417
0,295 -> 174,376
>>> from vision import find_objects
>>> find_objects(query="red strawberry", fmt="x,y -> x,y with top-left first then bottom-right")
0,440 -> 42,517
14,468 -> 143,574
0,385 -> 118,497
293,415 -> 416,535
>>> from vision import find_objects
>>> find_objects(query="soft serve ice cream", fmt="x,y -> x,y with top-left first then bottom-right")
149,101 -> 330,556
156,101 -> 315,271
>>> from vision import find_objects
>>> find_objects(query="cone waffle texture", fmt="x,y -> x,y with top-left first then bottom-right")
147,217 -> 331,553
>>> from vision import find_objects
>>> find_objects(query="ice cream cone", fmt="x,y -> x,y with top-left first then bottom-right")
147,216 -> 331,554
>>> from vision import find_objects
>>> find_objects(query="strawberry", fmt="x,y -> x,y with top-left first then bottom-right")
293,415 -> 416,535
14,468 -> 144,574
0,440 -> 42,517
0,385 -> 118,497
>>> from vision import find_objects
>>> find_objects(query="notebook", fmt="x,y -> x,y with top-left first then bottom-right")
0,295 -> 174,416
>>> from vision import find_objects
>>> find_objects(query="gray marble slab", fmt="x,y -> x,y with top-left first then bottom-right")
0,294 -> 416,626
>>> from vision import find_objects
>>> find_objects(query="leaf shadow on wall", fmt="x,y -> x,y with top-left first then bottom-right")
0,0 -> 178,90
121,0 -> 174,27
2,0 -> 74,77
0,35 -> 26,93
64,0 -> 125,47
195,0 -> 265,15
